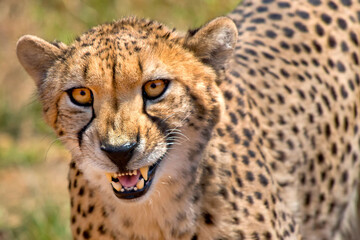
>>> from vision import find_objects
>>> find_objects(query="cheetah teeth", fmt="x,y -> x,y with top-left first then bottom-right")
105,166 -> 149,191
136,178 -> 145,190
118,170 -> 137,176
105,172 -> 113,182
105,167 -> 148,179
139,167 -> 149,181
111,181 -> 122,191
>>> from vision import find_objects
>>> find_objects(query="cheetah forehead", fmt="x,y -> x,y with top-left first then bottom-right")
77,17 -> 183,42
57,17 -> 188,91
71,17 -> 185,60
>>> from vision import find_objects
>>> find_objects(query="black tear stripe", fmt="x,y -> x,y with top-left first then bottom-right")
52,96 -> 63,128
78,107 -> 96,147
142,102 -> 171,144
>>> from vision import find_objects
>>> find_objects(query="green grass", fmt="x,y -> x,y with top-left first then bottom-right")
0,200 -> 70,240
0,94 -> 56,167
0,96 -> 52,137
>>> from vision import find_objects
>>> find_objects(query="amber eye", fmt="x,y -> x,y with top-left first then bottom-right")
68,88 -> 93,106
143,80 -> 169,100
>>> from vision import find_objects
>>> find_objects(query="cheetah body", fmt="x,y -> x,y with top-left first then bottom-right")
16,0 -> 360,239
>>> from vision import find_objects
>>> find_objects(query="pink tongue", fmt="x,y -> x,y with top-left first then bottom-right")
118,171 -> 140,188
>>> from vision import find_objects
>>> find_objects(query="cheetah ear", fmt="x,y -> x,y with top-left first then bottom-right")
16,35 -> 66,86
184,17 -> 237,72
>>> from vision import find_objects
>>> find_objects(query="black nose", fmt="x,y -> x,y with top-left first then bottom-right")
100,142 -> 137,171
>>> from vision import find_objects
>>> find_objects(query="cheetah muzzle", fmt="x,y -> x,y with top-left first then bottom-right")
104,155 -> 165,200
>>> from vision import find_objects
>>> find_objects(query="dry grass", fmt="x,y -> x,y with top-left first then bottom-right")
0,0 -> 239,238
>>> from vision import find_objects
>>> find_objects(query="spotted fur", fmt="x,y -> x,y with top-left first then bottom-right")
16,0 -> 360,239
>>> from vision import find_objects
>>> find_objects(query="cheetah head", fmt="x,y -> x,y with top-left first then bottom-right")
16,17 -> 237,201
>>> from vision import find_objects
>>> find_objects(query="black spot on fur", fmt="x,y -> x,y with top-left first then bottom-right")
203,212 -> 214,225
259,174 -> 269,186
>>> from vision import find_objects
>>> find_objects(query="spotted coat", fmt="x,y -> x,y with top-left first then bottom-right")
16,0 -> 360,239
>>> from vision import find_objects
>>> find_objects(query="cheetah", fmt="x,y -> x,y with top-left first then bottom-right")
16,0 -> 360,239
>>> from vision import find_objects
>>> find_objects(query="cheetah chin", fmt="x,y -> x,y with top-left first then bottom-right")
104,156 -> 164,200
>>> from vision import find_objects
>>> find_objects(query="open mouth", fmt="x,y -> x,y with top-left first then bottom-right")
105,161 -> 161,200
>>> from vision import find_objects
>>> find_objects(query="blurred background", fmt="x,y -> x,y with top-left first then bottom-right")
0,0 -> 239,239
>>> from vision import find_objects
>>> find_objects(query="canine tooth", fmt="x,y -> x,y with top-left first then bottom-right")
120,188 -> 124,192
105,173 -> 112,182
140,167 -> 149,181
133,170 -> 137,175
134,187 -> 138,191
136,178 -> 145,190
111,182 -> 122,191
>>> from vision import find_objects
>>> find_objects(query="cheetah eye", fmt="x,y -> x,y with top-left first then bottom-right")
143,79 -> 169,100
68,87 -> 93,106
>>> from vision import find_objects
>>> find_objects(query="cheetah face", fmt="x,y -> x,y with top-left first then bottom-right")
60,56 -> 197,201
65,77 -> 176,201
16,17 -> 237,201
